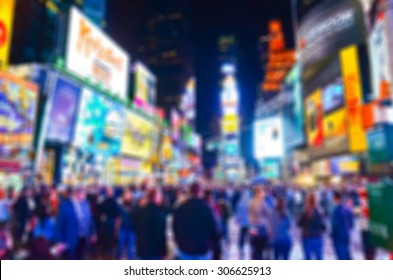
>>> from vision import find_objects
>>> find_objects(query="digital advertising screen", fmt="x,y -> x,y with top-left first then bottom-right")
46,76 -> 81,144
322,77 -> 345,113
0,72 -> 38,162
254,116 -> 284,159
66,7 -> 129,100
305,89 -> 324,147
121,110 -> 156,160
260,159 -> 280,180
74,88 -> 126,156
134,62 -> 156,105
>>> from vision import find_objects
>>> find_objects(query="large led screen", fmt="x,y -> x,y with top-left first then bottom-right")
254,116 -> 284,159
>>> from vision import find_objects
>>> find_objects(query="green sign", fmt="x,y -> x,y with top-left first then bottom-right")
367,180 -> 393,251
367,124 -> 393,163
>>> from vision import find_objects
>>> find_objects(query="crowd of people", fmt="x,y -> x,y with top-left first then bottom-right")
0,180 -> 385,260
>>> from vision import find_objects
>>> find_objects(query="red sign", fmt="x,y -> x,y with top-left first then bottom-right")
0,21 -> 7,47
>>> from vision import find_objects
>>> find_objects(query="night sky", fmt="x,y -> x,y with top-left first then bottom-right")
107,0 -> 294,163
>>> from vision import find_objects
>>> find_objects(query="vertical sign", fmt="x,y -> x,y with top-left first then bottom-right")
340,45 -> 367,152
0,0 -> 16,70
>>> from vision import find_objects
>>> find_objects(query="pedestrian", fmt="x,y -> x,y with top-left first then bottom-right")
99,187 -> 120,259
217,189 -> 232,244
204,190 -> 223,260
173,183 -> 220,260
298,193 -> 326,260
134,188 -> 167,260
358,187 -> 376,260
0,221 -> 13,260
236,189 -> 251,259
29,194 -> 56,260
331,191 -> 354,260
248,187 -> 272,260
56,187 -> 97,260
116,189 -> 136,260
271,197 -> 292,260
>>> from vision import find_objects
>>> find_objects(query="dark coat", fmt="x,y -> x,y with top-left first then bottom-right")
134,203 -> 167,259
56,198 -> 96,251
173,198 -> 220,255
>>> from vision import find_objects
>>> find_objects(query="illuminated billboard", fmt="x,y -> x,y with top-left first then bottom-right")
222,115 -> 239,134
0,72 -> 38,164
254,116 -> 284,159
46,76 -> 81,144
66,7 -> 130,100
74,88 -> 126,155
134,62 -> 156,105
0,0 -> 16,70
121,110 -> 157,160
305,89 -> 324,147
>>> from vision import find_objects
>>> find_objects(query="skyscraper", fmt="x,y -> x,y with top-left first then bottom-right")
136,0 -> 194,112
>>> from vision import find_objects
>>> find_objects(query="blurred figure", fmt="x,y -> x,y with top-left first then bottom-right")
29,194 -> 56,260
56,187 -> 97,260
217,189 -> 232,244
134,188 -> 167,260
116,189 -> 136,260
236,189 -> 250,259
248,187 -> 271,260
0,222 -> 13,260
330,191 -> 353,260
298,193 -> 326,260
99,187 -> 119,259
0,188 -> 11,225
204,190 -> 223,260
271,197 -> 292,260
173,183 -> 219,260
359,187 -> 376,260
13,187 -> 35,249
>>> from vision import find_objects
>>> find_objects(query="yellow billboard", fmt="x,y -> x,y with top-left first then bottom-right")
121,111 -> 156,160
222,115 -> 239,134
340,45 -> 367,152
0,0 -> 16,70
323,108 -> 347,139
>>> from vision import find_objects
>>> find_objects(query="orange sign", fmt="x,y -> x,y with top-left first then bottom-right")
0,0 -> 16,70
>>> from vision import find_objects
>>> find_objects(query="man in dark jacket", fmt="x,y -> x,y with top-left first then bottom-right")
173,183 -> 220,260
134,188 -> 167,260
56,187 -> 97,260
331,191 -> 354,260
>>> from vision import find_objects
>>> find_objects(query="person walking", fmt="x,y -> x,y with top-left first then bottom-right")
134,188 -> 167,260
236,189 -> 251,259
248,187 -> 272,260
298,193 -> 326,260
56,187 -> 97,260
271,197 -> 292,260
330,191 -> 354,260
116,189 -> 136,260
99,187 -> 120,259
173,183 -> 220,260
204,190 -> 223,260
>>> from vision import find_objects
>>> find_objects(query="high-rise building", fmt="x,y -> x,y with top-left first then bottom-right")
137,0 -> 194,111
11,0 -> 107,64
218,34 -> 238,66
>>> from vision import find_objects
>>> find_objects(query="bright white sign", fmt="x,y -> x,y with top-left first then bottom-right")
254,116 -> 284,159
66,7 -> 130,100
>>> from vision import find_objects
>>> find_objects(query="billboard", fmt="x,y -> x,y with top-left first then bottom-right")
181,78 -> 196,120
74,88 -> 126,155
46,76 -> 81,144
134,62 -> 156,105
0,72 -> 38,162
121,110 -> 157,160
260,159 -> 280,180
0,0 -> 15,70
297,0 -> 366,72
305,89 -> 324,147
323,108 -> 347,149
66,7 -> 129,100
322,77 -> 345,113
254,116 -> 284,159
282,64 -> 305,149
222,114 -> 239,134
171,109 -> 181,141
340,45 -> 367,152
368,1 -> 393,101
